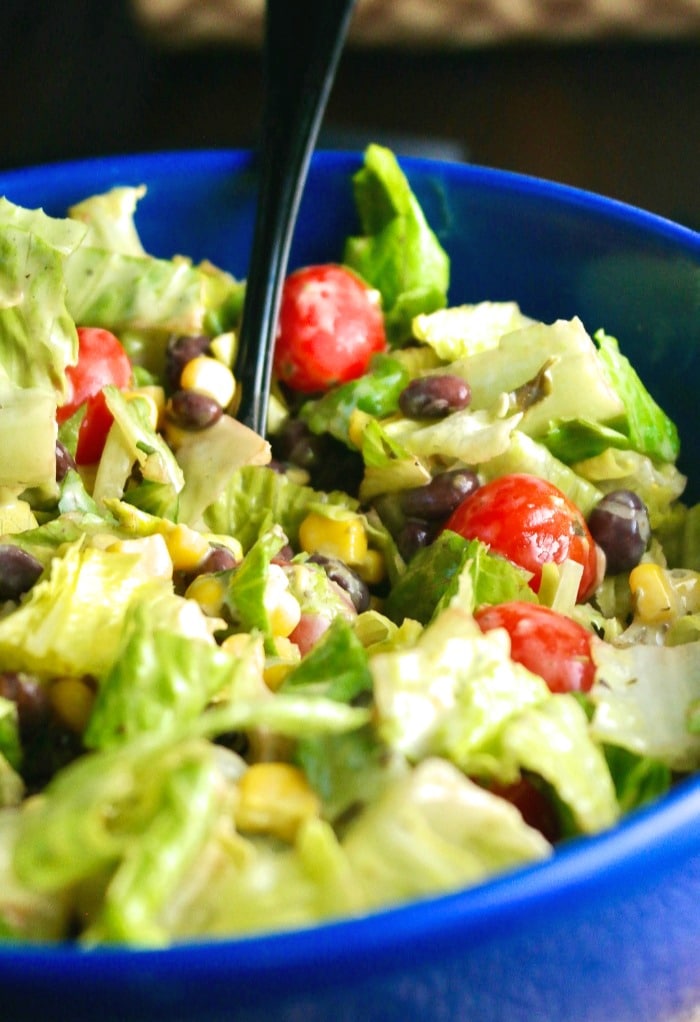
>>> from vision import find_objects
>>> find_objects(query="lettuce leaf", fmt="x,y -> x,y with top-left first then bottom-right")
590,637 -> 700,770
344,144 -> 449,344
595,329 -> 680,463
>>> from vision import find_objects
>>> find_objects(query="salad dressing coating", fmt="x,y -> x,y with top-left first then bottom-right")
0,146 -> 698,946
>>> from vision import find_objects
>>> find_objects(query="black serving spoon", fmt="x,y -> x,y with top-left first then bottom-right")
234,0 -> 357,436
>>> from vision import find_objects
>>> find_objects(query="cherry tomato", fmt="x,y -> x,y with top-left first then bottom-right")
58,328 -> 132,423
273,264 -> 387,393
57,328 -> 132,464
487,775 -> 560,843
444,473 -> 598,602
474,600 -> 596,693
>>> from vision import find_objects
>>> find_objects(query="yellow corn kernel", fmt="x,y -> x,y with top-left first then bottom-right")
629,562 -> 681,624
180,355 -> 236,410
263,637 -> 301,691
163,523 -> 211,572
222,632 -> 266,674
49,677 -> 95,734
298,512 -> 368,567
348,409 -> 372,449
124,386 -> 165,430
185,573 -> 227,616
235,762 -> 320,842
355,547 -> 386,586
263,565 -> 302,637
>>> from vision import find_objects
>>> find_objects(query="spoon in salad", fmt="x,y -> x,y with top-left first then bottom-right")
234,0 -> 357,437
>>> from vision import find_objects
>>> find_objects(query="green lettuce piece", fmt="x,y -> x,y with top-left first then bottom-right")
603,744 -> 671,814
0,541 -> 174,680
595,330 -> 680,463
0,698 -> 21,773
68,186 -> 148,256
372,605 -> 550,771
381,405 -> 523,466
0,202 -> 84,491
62,235 -> 238,340
573,447 -> 687,529
0,382 -> 57,492
13,731 -> 222,946
384,532 -> 535,626
281,615 -> 373,703
482,430 -> 603,516
174,415 -> 271,530
300,353 -> 410,445
295,725 -> 398,825
84,600 -> 242,752
0,218 -> 80,399
412,301 -> 533,362
201,464 -> 357,553
541,418 -> 632,464
655,503 -> 700,571
93,386 -> 184,504
0,809 -> 72,940
341,758 -> 551,907
499,695 -> 619,834
590,637 -> 700,770
223,526 -> 287,645
161,816 -> 367,939
447,318 -> 626,441
344,144 -> 449,344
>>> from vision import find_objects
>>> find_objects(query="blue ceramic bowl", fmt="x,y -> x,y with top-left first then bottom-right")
1,150 -> 699,1022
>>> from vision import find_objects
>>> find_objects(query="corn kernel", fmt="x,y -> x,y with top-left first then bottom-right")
49,677 -> 95,734
163,523 -> 211,572
162,417 -> 193,451
263,564 -> 302,637
235,762 -> 320,842
180,355 -> 236,410
629,562 -> 681,624
185,573 -> 227,616
263,637 -> 301,691
298,512 -> 368,566
355,547 -> 386,585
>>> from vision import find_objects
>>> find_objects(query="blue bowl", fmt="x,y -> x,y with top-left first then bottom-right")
1,150 -> 699,1022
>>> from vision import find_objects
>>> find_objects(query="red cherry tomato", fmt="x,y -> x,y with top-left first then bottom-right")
273,264 -> 387,393
474,600 -> 596,694
58,328 -> 132,423
444,473 -> 598,602
57,328 -> 132,464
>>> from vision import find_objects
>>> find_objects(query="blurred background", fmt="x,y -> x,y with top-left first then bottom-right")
3,0 -> 700,228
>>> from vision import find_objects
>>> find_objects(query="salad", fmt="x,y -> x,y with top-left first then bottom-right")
0,145 -> 698,948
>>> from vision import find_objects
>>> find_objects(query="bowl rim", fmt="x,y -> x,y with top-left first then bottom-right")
0,148 -> 698,976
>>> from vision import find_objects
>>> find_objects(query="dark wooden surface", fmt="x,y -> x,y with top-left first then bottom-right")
2,2 -> 699,228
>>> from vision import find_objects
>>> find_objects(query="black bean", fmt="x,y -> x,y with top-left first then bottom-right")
398,375 -> 471,419
164,334 -> 211,393
308,553 -> 371,612
588,489 -> 651,574
0,545 -> 44,600
271,418 -> 325,470
400,469 -> 480,520
168,389 -> 223,430
198,545 -> 239,574
396,519 -> 438,562
55,440 -> 76,482
0,671 -> 51,739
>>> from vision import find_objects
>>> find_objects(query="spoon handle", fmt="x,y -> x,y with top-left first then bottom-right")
235,0 -> 357,435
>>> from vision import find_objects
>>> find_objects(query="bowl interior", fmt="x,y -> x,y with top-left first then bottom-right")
0,149 -> 699,1022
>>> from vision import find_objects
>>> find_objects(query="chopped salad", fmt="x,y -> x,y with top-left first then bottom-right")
0,145 -> 698,947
